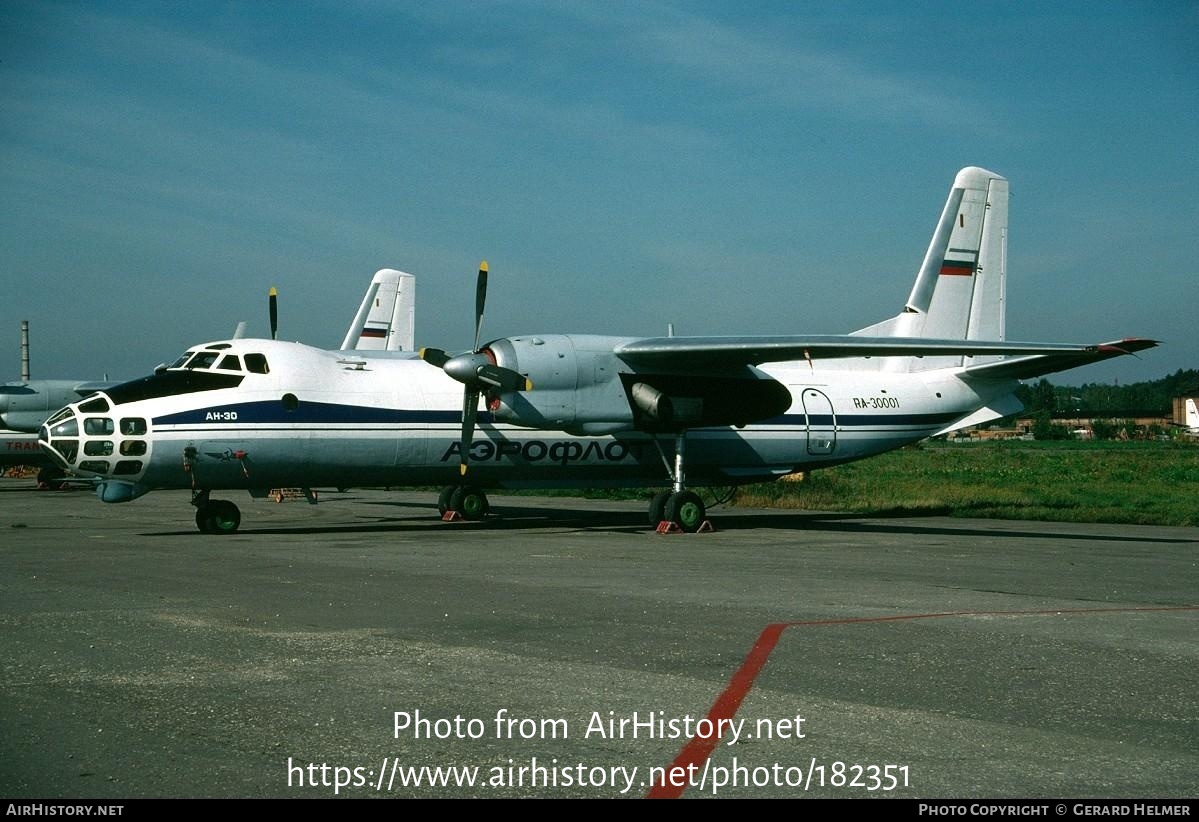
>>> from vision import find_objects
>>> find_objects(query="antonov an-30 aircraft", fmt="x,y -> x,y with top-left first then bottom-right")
39,168 -> 1155,533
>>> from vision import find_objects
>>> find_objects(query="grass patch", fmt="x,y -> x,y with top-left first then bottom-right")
734,440 -> 1199,526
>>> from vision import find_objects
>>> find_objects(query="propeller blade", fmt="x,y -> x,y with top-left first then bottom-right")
419,347 -> 451,368
473,261 -> 488,351
269,287 -> 278,340
460,389 -> 479,475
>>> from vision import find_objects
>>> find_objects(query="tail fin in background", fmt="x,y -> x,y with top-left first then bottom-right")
341,269 -> 416,352
853,167 -> 1008,369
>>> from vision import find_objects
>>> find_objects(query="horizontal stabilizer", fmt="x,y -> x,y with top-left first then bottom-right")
959,338 -> 1159,381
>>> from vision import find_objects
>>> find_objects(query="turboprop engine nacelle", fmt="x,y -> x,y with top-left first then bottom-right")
485,334 -> 636,435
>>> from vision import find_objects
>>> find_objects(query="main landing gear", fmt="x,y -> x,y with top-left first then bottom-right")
437,484 -> 490,521
649,431 -> 710,533
192,489 -> 242,534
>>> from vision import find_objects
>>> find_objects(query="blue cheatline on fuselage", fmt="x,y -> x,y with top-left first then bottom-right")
150,399 -> 964,432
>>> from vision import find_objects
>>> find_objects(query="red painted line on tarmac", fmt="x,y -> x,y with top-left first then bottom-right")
645,605 -> 1198,799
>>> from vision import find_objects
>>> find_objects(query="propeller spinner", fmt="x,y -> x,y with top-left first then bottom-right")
420,261 -> 532,475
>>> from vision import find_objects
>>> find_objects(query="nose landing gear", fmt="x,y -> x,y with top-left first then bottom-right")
192,490 -> 241,534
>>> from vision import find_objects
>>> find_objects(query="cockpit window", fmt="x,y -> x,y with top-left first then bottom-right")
216,355 -> 242,371
186,352 -> 219,370
84,418 -> 115,436
46,407 -> 75,427
51,418 -> 78,438
245,354 -> 269,374
169,352 -> 194,369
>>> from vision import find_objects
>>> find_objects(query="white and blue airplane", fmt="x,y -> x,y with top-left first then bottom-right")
38,168 -> 1155,533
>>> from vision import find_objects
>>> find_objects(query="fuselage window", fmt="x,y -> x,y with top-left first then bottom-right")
216,355 -> 242,371
79,460 -> 109,474
114,460 -> 143,475
121,418 -> 148,435
84,418 -> 115,436
245,354 -> 269,374
187,352 -> 219,370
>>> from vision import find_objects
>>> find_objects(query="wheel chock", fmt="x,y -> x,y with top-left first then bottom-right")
442,510 -> 465,522
655,520 -> 716,534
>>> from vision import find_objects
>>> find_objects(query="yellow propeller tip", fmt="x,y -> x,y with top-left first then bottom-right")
478,261 -> 488,273
459,464 -> 468,476
269,287 -> 277,296
524,379 -> 534,390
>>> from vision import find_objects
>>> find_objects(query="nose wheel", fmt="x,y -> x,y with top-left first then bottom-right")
192,490 -> 242,534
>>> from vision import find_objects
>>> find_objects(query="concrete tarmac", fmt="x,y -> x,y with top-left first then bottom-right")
1,477 -> 1196,798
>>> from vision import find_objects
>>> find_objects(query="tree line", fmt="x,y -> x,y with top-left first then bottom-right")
1009,368 -> 1198,441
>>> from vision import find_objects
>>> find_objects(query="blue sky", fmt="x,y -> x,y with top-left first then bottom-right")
1,1 -> 1195,385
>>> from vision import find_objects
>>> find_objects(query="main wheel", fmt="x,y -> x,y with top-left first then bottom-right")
450,486 -> 489,520
648,490 -> 671,526
665,491 -> 705,533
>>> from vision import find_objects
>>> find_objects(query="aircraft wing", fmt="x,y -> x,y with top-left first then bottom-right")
958,338 -> 1159,381
613,335 -> 1151,370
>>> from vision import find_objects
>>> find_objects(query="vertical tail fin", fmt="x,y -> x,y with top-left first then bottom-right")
340,269 -> 416,352
853,167 -> 1008,369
